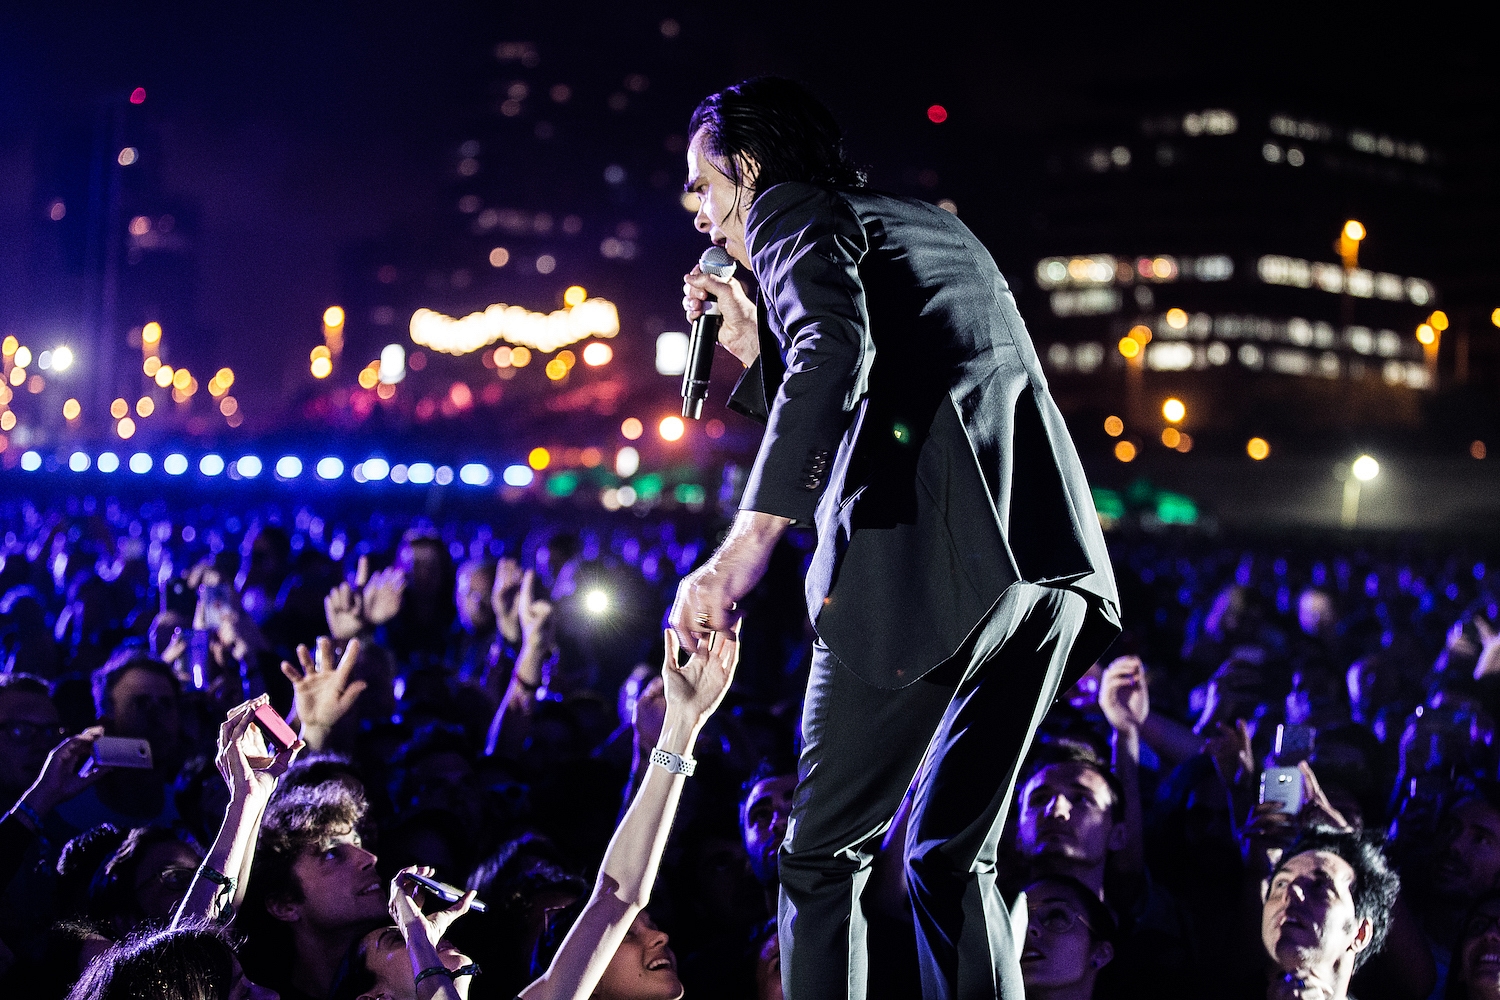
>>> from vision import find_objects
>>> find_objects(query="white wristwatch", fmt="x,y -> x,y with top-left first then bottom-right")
649,747 -> 697,777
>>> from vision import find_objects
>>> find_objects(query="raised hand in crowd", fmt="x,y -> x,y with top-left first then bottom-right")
1239,761 -> 1352,879
1099,655 -> 1150,737
1098,656 -> 1150,888
173,696 -> 303,927
380,866 -> 478,1000
520,626 -> 739,1000
281,637 -> 366,751
325,556 -> 407,641
492,556 -> 524,647
485,572 -> 556,758
6,726 -> 111,833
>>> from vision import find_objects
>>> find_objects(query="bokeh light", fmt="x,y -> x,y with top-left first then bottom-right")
658,415 -> 685,441
621,417 -> 643,440
528,447 -> 551,470
927,104 -> 948,123
1114,441 -> 1137,462
1247,437 -> 1271,461
1352,454 -> 1380,480
582,342 -> 612,366
1104,415 -> 1124,437
1162,398 -> 1186,423
323,305 -> 345,328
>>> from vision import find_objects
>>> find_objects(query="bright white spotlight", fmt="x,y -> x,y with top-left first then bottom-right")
130,452 -> 153,474
502,464 -> 533,487
584,588 -> 610,615
459,462 -> 492,486
615,446 -> 640,477
236,455 -> 263,478
96,451 -> 120,473
276,456 -> 303,479
21,450 -> 41,471
52,346 -> 74,371
656,332 -> 689,375
379,344 -> 406,383
363,457 -> 390,481
200,454 -> 225,476
316,457 -> 344,480
69,452 -> 90,472
163,453 -> 188,475
1352,455 -> 1380,481
407,462 -> 436,485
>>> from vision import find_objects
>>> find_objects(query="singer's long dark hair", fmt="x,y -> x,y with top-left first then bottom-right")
688,77 -> 866,216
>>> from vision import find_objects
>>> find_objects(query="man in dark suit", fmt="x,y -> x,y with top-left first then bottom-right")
670,78 -> 1120,1000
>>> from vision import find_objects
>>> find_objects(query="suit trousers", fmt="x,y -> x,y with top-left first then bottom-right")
778,581 -> 1091,1000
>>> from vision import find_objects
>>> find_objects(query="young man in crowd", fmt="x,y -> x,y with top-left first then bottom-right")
741,767 -> 797,914
51,653 -> 182,831
1016,744 -> 1127,899
240,780 -> 389,1000
1259,827 -> 1399,1000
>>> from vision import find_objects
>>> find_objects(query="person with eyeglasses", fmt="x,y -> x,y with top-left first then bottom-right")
0,673 -> 68,813
1019,875 -> 1117,1000
1,673 -> 115,969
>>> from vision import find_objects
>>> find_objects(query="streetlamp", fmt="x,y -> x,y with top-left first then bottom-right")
1341,454 -> 1379,528
1338,220 -> 1365,270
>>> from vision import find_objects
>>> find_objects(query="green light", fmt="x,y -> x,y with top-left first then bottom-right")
545,472 -> 578,497
893,422 -> 911,445
1155,491 -> 1198,525
1091,487 -> 1125,522
634,473 -> 664,500
674,483 -> 706,505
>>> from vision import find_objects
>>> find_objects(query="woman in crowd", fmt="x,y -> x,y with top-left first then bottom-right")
355,626 -> 738,1000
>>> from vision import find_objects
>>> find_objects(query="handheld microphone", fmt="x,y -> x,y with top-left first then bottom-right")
681,246 -> 737,419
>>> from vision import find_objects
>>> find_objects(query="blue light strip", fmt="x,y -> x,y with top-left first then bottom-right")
12,448 -> 501,488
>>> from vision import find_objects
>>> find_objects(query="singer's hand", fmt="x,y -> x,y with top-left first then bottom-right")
684,266 -> 759,367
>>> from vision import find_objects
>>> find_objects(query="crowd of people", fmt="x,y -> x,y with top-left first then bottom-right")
1,489 -> 1498,1000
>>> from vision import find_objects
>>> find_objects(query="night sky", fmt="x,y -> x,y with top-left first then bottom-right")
0,4 -> 1495,461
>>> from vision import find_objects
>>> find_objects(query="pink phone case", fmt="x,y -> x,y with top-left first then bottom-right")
252,704 -> 299,752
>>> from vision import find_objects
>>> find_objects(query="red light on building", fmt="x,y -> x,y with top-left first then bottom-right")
926,104 -> 948,123
129,87 -> 147,105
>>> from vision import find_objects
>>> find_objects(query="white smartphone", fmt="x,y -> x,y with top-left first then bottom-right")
1260,766 -> 1304,814
83,736 -> 154,776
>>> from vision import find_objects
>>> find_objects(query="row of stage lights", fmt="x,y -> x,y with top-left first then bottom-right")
13,448 -> 536,489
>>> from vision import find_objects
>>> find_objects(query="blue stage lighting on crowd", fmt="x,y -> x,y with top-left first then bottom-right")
20,451 -> 41,471
200,454 -> 225,476
502,464 -> 534,487
69,452 -> 91,472
407,462 -> 436,485
164,453 -> 189,475
130,452 -> 153,474
236,455 -> 262,478
316,456 -> 344,480
362,458 -> 390,481
275,456 -> 303,479
459,462 -> 492,486
97,452 -> 120,473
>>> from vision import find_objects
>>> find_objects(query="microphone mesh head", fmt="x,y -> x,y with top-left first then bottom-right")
699,245 -> 737,279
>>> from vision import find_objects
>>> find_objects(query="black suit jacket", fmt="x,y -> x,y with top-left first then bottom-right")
729,182 -> 1119,689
